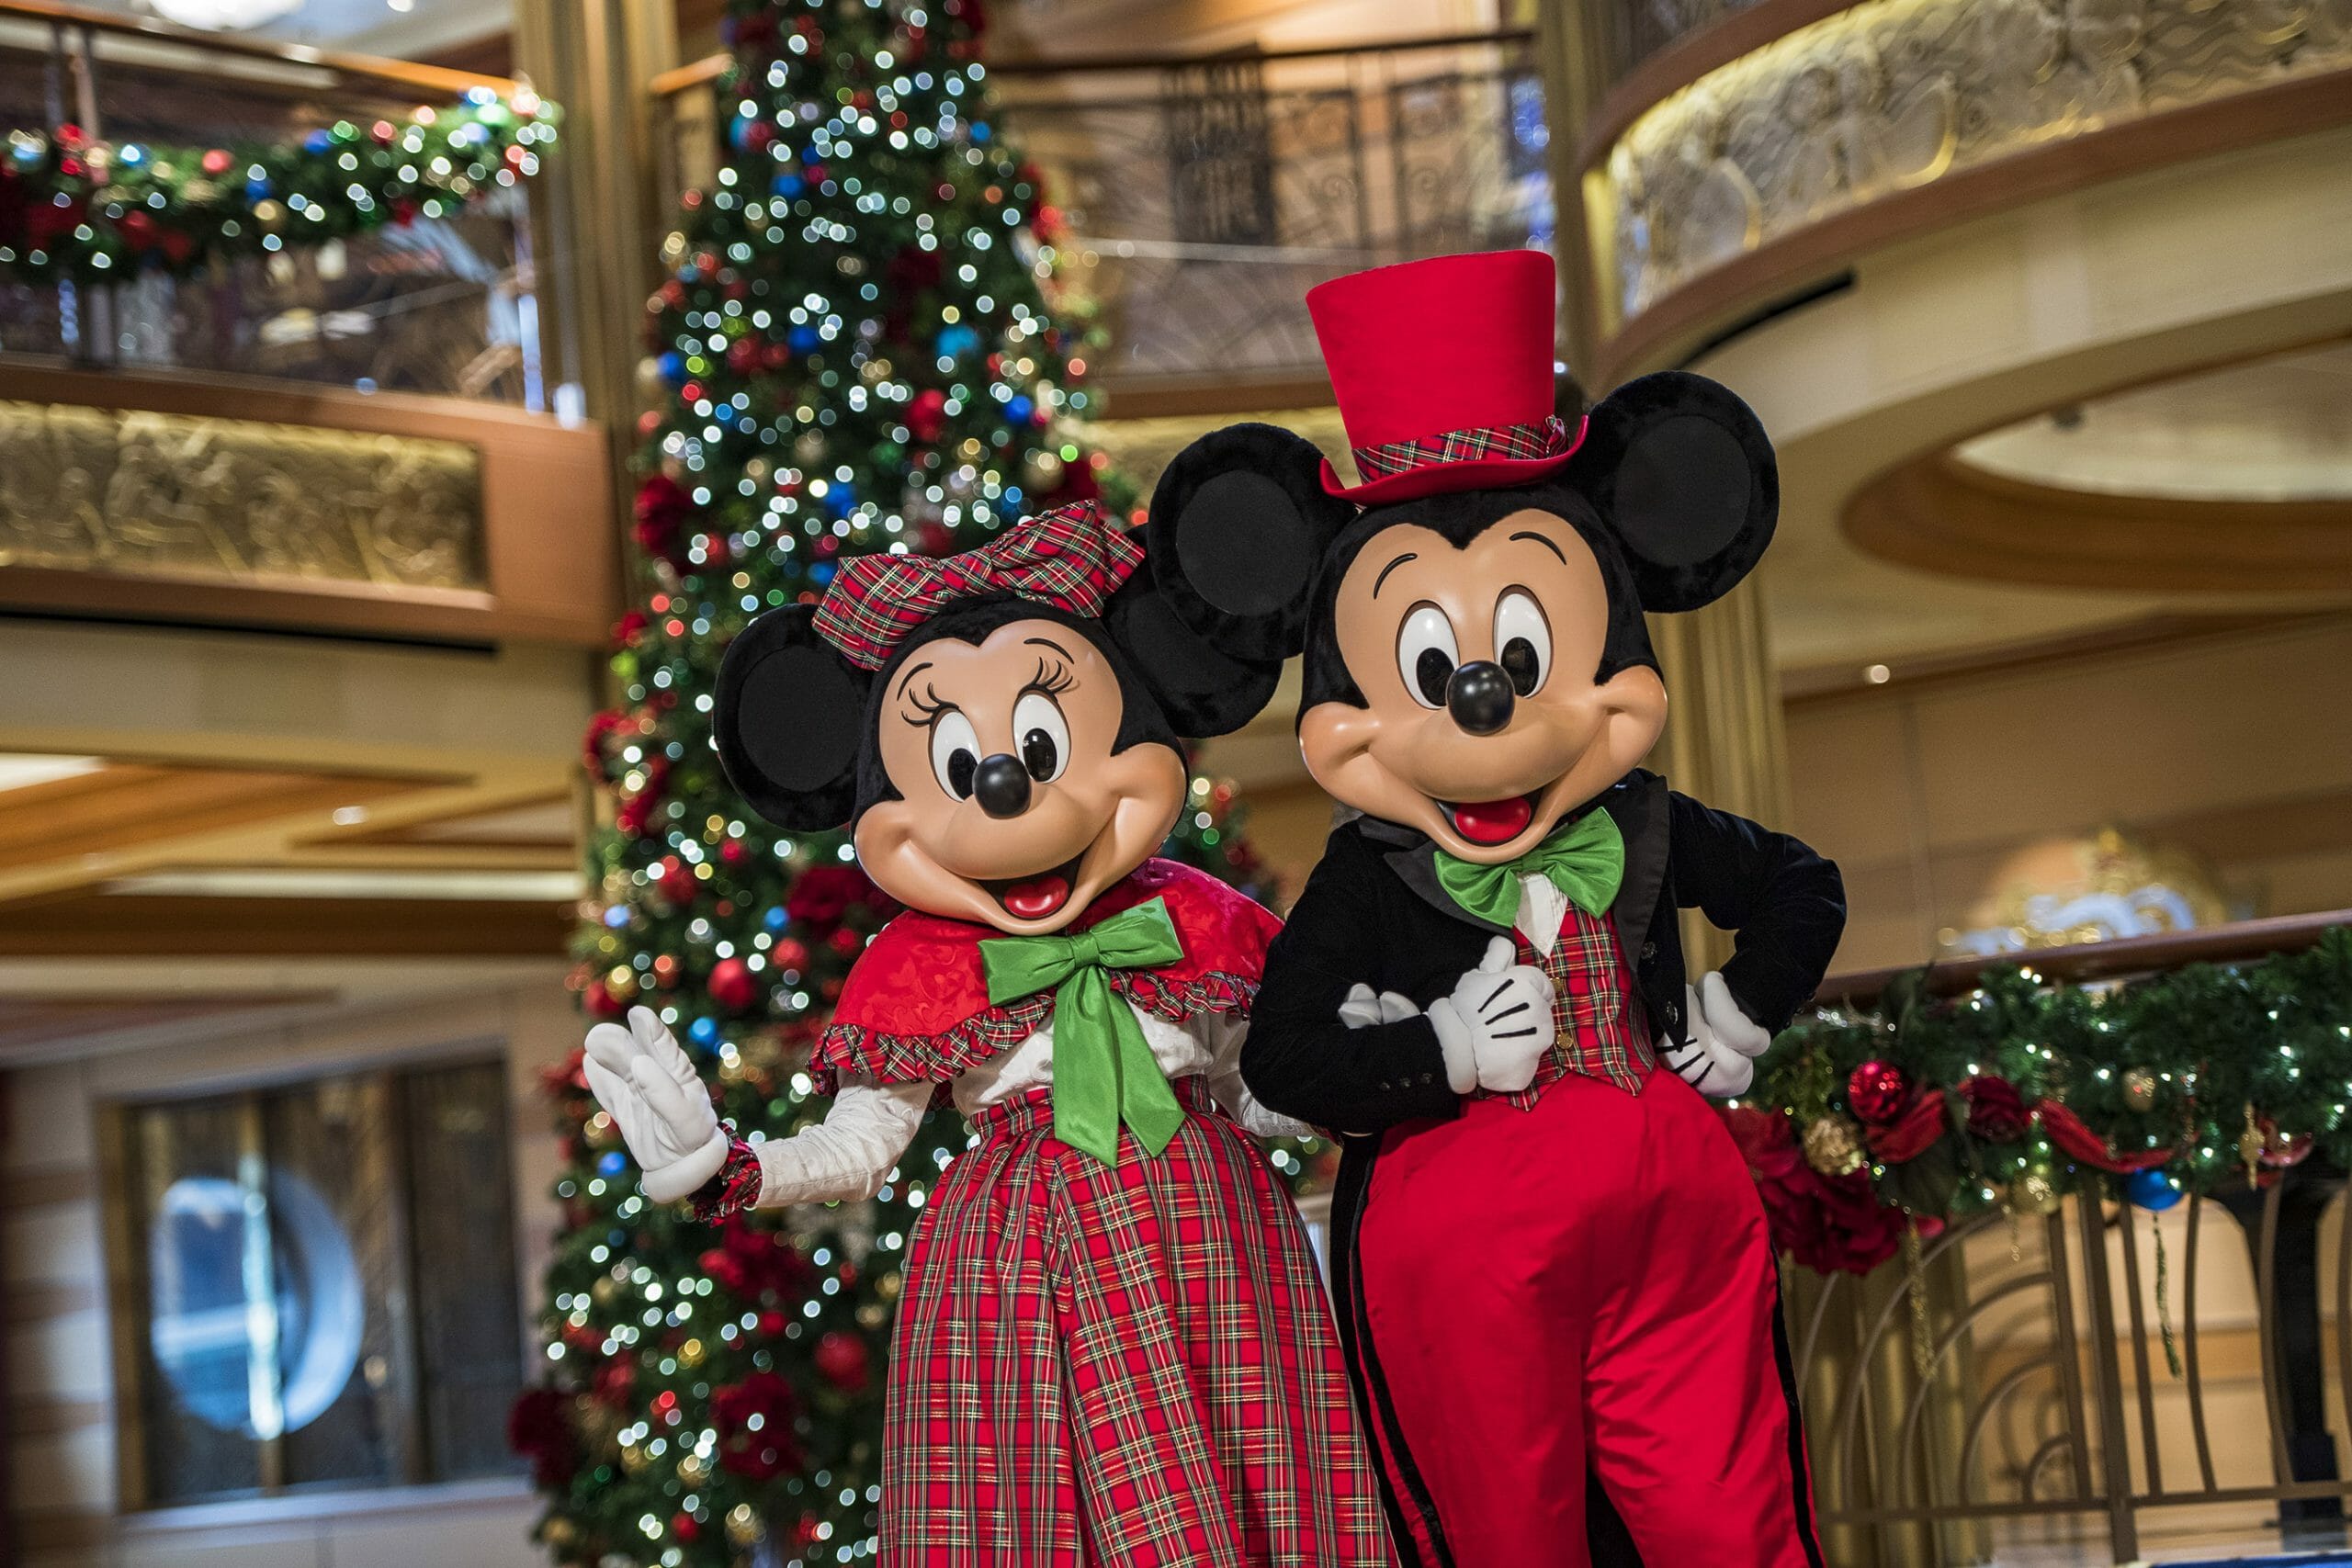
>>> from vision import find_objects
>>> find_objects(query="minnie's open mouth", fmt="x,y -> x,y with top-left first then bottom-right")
982,854 -> 1085,920
1440,794 -> 1539,847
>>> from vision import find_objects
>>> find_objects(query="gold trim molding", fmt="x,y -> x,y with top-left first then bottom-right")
1588,0 -> 2352,336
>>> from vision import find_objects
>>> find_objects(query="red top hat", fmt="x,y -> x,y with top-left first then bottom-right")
1306,249 -> 1585,506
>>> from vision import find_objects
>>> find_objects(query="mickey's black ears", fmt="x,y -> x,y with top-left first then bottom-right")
1567,370 -> 1778,613
1104,552 -> 1283,739
714,605 -> 871,830
1145,422 -> 1355,664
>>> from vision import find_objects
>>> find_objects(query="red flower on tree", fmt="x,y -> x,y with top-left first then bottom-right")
713,1371 -> 805,1480
506,1387 -> 580,1487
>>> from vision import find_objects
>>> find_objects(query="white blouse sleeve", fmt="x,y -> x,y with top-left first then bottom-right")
751,1076 -> 933,1208
1199,1010 -> 1312,1142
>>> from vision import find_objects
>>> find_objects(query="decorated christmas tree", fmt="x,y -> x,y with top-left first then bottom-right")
511,3 -> 1311,1562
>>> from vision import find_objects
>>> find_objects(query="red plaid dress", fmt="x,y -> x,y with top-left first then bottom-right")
888,1075 -> 1395,1566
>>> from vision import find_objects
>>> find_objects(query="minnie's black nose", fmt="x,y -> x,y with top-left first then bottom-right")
971,753 -> 1034,818
1447,661 -> 1516,736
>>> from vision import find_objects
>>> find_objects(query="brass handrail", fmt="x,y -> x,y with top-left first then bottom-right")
0,0 -> 524,99
1815,908 -> 2351,1008
648,24 -> 1536,100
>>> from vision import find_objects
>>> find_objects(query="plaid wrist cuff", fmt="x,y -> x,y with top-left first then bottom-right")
686,1134 -> 763,1224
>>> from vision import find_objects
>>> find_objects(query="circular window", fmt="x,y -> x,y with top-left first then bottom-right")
146,1174 -> 366,1438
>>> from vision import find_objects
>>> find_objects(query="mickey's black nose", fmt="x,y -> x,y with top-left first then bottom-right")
1447,661 -> 1516,736
971,753 -> 1034,818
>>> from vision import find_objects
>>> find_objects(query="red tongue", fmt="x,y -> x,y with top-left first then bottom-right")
1452,796 -> 1532,846
1001,874 -> 1071,920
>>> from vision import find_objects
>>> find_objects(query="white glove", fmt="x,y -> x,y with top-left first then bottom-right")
582,1007 -> 729,1202
1426,936 -> 1556,1094
1337,984 -> 1422,1030
1660,971 -> 1773,1099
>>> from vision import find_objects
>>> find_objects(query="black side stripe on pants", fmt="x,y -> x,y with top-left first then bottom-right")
1772,1275 -> 1829,1568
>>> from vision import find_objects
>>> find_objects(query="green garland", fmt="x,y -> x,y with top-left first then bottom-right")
1756,925 -> 2352,1228
0,87 -> 557,286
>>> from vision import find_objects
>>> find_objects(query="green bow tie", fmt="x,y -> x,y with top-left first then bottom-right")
1434,809 -> 1626,931
978,896 -> 1189,1166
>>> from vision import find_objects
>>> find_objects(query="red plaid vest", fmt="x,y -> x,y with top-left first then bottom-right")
1478,903 -> 1654,1109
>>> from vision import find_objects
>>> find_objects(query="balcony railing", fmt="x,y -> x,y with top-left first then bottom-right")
1792,911 -> 2352,1563
652,29 -> 1550,400
0,1 -> 549,408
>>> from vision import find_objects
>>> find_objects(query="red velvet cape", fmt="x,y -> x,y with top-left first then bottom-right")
810,858 -> 1282,1095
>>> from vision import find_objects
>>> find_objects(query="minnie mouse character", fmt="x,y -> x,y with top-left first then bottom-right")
1146,252 -> 1845,1568
579,502 -> 1396,1567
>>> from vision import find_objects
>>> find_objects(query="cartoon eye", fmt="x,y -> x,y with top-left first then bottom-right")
1396,603 -> 1459,709
1012,691 -> 1070,783
1494,589 -> 1551,696
929,709 -> 982,800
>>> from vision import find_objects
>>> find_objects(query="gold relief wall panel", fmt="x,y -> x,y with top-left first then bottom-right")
1592,0 -> 2352,330
0,400 -> 485,592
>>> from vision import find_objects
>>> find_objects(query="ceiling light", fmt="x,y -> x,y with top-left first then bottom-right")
147,0 -> 302,30
1863,663 -> 1892,684
332,806 -> 371,826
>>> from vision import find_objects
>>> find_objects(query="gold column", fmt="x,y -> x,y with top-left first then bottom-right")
1651,582 -> 1794,970
512,0 -> 681,433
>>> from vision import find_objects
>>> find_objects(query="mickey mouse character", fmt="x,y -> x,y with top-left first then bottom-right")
578,502 -> 1396,1567
1147,252 -> 1844,1568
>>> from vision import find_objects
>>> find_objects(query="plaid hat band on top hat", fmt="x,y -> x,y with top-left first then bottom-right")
1349,413 -> 1584,486
811,502 -> 1141,671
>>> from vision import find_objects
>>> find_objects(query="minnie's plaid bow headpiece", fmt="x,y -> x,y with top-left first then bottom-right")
811,502 -> 1142,670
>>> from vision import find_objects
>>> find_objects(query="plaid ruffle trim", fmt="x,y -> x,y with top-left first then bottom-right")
686,1133 -> 764,1224
811,969 -> 1260,1100
1351,412 -> 1583,481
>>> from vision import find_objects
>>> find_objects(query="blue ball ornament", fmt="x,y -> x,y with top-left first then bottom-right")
2125,1167 -> 2183,1211
303,130 -> 333,154
688,1015 -> 720,1048
788,324 -> 820,354
1004,394 -> 1034,424
596,1151 -> 628,1177
763,906 -> 789,932
809,562 -> 837,586
657,351 -> 687,384
935,323 -> 982,359
245,176 -> 272,201
824,483 -> 858,520
774,174 -> 805,198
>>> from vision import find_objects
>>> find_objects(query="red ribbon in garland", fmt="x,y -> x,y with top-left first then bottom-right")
2034,1099 -> 2177,1173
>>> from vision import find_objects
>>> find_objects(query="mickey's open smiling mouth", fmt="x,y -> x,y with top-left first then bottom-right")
1440,793 -> 1540,847
981,853 -> 1086,919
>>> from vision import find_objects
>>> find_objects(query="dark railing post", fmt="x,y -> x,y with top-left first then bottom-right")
2074,1198 -> 2141,1561
2220,1161 -> 2348,1550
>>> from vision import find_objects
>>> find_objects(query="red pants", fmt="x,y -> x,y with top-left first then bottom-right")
1357,1066 -> 1820,1568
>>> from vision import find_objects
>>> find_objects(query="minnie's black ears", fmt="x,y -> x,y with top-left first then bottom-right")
714,605 -> 871,830
1104,552 -> 1283,739
1145,422 -> 1356,664
1567,370 -> 1778,613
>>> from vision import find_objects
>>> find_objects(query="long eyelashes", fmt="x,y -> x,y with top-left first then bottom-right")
900,681 -> 953,727
1026,656 -> 1076,696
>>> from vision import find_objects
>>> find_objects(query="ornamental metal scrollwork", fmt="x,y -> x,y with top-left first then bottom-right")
1596,0 -> 2352,328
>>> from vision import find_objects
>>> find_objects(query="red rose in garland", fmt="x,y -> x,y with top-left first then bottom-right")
1960,1075 -> 2030,1142
713,1371 -> 805,1480
1724,1107 -> 1910,1277
632,472 -> 696,569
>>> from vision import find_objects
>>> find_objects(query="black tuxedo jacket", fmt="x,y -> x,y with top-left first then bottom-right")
1242,769 -> 1845,1567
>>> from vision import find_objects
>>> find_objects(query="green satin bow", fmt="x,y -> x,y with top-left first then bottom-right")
978,896 -> 1189,1166
1434,809 -> 1626,931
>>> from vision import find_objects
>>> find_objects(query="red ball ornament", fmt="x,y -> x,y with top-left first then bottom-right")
828,925 -> 864,957
583,979 -> 627,1020
671,1512 -> 701,1543
771,937 -> 810,973
814,1329 -> 871,1393
1847,1061 -> 1909,1125
708,956 -> 760,1012
201,146 -> 232,175
719,837 -> 751,867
